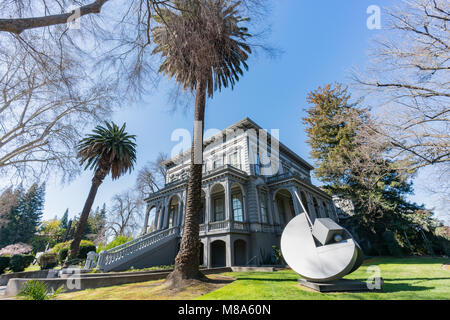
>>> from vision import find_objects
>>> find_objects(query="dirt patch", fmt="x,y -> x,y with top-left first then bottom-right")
442,264 -> 450,271
160,274 -> 235,298
56,274 -> 235,300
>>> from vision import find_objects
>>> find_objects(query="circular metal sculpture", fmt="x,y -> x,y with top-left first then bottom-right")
281,193 -> 363,283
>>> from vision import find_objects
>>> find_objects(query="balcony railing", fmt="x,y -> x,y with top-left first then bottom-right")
266,172 -> 309,184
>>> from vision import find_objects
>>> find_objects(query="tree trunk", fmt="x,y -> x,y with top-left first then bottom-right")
166,79 -> 206,285
67,167 -> 107,262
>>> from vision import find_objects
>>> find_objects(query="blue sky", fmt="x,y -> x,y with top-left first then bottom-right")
43,0 -> 448,224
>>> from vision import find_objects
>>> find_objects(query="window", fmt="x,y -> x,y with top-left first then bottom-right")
168,204 -> 177,228
277,199 -> 286,225
313,197 -> 319,218
232,194 -> 243,222
214,198 -> 224,222
200,201 -> 205,224
229,152 -> 240,169
260,191 -> 268,223
213,157 -> 223,169
323,201 -> 329,218
300,191 -> 308,214
255,153 -> 261,175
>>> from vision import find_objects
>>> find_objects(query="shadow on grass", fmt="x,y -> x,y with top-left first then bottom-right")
203,278 -> 235,285
236,277 -> 298,283
237,277 -> 432,294
381,282 -> 431,293
363,257 -> 448,265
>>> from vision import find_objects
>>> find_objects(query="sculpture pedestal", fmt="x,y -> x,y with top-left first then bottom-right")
298,278 -> 383,293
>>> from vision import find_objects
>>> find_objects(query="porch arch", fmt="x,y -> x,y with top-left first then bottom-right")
210,240 -> 226,267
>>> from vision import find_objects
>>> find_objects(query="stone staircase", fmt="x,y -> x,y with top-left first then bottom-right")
97,227 -> 180,272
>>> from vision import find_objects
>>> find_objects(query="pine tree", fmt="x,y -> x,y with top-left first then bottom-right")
0,184 -> 45,247
60,209 -> 69,229
303,83 -> 440,255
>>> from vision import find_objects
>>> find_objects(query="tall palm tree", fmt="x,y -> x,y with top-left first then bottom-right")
152,0 -> 252,284
67,122 -> 137,261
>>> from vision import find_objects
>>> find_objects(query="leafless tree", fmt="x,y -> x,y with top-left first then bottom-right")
353,0 -> 449,175
0,1 -> 268,186
106,191 -> 143,238
135,152 -> 168,197
0,40 -> 113,184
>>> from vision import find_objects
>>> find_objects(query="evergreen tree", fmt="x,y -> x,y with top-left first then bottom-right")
303,83 -> 441,255
60,209 -> 69,229
0,184 -> 45,247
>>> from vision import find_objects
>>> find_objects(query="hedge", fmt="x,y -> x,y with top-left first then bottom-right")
52,240 -> 96,263
37,252 -> 58,270
0,256 -> 10,274
9,254 -> 34,273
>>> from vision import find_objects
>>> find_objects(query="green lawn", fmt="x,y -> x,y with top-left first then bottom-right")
54,257 -> 449,300
198,257 -> 450,300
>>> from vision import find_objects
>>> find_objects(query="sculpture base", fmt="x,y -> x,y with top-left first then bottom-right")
298,278 -> 383,293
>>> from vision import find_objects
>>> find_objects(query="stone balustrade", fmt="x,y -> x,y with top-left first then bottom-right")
97,227 -> 178,271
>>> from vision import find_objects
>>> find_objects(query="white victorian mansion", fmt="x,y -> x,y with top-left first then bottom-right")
97,118 -> 338,272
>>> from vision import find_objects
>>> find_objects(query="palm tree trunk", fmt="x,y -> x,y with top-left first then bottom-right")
167,79 -> 206,284
67,171 -> 104,262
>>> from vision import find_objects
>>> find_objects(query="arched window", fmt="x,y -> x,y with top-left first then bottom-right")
260,190 -> 268,223
323,201 -> 329,218
313,197 -> 320,218
232,194 -> 243,222
300,191 -> 308,214
168,197 -> 179,228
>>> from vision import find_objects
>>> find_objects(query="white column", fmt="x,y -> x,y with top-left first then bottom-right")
290,187 -> 301,215
162,197 -> 170,229
157,206 -> 165,230
306,193 -> 317,221
206,238 -> 212,268
242,194 -> 248,222
205,187 -> 211,224
152,205 -> 160,231
272,195 -> 281,225
267,191 -> 275,225
141,205 -> 151,235
176,194 -> 183,227
226,237 -> 232,267
225,181 -> 232,221
255,186 -> 261,224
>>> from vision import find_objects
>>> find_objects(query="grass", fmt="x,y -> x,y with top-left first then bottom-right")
199,257 -> 450,300
55,257 -> 449,300
56,274 -> 234,300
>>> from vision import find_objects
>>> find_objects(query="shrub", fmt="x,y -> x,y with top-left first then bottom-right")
57,247 -> 69,263
52,240 -> 96,263
272,245 -> 286,265
29,235 -> 49,254
37,252 -> 58,270
0,256 -> 10,274
18,280 -> 63,300
9,254 -> 34,273
383,231 -> 404,256
97,235 -> 132,253
78,241 -> 96,260
0,243 -> 33,256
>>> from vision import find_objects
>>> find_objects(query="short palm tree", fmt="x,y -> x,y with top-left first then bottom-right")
152,0 -> 252,285
67,122 -> 137,261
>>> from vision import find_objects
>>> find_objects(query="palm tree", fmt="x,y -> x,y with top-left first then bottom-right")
67,122 -> 137,261
152,0 -> 252,285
